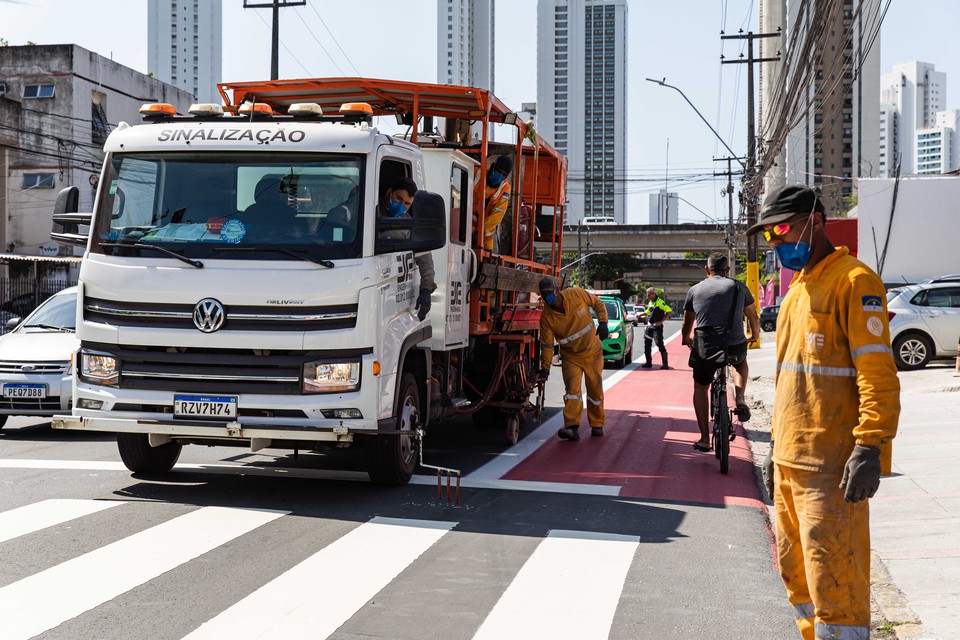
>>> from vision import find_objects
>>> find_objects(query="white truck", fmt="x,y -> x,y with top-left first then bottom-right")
51,78 -> 566,485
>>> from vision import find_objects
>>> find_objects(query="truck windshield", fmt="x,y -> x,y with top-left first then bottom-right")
91,152 -> 364,261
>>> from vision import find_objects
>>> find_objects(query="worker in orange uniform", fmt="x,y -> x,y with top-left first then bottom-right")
748,185 -> 901,640
537,278 -> 609,440
480,155 -> 513,251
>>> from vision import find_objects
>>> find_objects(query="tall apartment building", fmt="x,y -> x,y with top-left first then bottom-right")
148,0 -> 223,103
760,0 -> 880,214
437,0 -> 494,91
878,61 -> 947,176
915,109 -> 960,174
0,45 -> 193,273
537,0 -> 628,225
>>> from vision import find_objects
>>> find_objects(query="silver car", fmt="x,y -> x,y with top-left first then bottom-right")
887,280 -> 960,370
0,286 -> 78,428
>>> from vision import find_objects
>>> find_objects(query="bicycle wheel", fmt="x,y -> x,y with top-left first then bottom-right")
716,384 -> 730,474
710,376 -> 722,459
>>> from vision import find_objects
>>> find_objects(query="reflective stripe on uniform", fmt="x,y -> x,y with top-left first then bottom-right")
484,230 -> 496,237
850,343 -> 893,359
814,622 -> 868,640
563,394 -> 582,402
586,395 -> 603,406
792,602 -> 815,620
558,323 -> 595,345
777,362 -> 857,377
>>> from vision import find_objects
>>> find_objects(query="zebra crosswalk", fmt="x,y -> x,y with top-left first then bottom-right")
0,499 -> 640,640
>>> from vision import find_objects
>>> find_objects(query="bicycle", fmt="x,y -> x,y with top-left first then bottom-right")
709,362 -> 734,474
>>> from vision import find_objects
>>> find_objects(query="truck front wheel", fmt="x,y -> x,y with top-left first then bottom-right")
117,433 -> 182,474
367,373 -> 420,486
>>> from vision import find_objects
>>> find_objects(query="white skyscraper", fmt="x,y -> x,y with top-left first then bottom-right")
879,61 -> 947,176
915,109 -> 960,175
537,0 -> 628,225
437,0 -> 494,91
148,0 -> 223,103
648,190 -> 678,225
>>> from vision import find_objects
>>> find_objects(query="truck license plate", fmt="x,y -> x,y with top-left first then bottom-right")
173,394 -> 237,419
2,383 -> 46,398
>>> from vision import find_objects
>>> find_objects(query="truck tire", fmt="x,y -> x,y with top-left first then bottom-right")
117,433 -> 182,474
893,333 -> 933,370
368,372 -> 420,486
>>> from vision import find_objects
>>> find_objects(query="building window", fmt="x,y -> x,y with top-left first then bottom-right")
22,174 -> 55,189
23,83 -> 55,99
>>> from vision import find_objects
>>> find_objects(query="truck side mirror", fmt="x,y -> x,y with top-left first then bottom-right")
375,190 -> 447,254
50,186 -> 92,247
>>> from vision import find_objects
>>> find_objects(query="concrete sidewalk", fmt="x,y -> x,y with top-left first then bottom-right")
744,332 -> 960,640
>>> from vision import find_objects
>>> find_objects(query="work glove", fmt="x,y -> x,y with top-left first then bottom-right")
537,368 -> 550,383
840,445 -> 882,503
762,447 -> 775,500
415,288 -> 432,321
597,322 -> 609,340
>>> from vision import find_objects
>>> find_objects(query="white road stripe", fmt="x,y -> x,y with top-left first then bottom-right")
0,499 -> 121,544
472,529 -> 639,640
181,516 -> 455,640
0,506 -> 286,640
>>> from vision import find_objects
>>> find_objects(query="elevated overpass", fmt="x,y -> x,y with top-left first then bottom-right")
555,223 -> 735,253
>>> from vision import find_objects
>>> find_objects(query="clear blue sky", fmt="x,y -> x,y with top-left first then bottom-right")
1,0 -> 955,224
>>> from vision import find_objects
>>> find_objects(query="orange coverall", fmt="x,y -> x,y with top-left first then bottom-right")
539,288 -> 608,429
772,247 -> 900,640
481,181 -> 510,251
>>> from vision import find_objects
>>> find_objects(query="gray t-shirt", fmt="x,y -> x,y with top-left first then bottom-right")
683,276 -> 754,345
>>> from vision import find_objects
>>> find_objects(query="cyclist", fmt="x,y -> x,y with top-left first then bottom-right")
680,252 -> 760,452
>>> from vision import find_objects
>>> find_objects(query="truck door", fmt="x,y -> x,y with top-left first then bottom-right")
445,162 -> 472,347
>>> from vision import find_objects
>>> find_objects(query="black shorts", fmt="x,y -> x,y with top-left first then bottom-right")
689,341 -> 748,386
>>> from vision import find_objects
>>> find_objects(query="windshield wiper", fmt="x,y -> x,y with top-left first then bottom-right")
213,246 -> 335,268
23,323 -> 74,332
100,242 -> 204,268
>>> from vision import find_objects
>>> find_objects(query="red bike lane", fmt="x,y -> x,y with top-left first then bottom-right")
503,335 -> 766,510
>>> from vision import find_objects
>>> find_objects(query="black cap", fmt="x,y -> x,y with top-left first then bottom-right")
746,185 -> 825,236
492,155 -> 514,175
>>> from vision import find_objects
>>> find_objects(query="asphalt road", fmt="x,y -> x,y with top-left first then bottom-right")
0,318 -> 799,639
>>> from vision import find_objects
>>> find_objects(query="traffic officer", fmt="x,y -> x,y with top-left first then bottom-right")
642,287 -> 672,369
750,185 -> 901,640
537,278 -> 609,440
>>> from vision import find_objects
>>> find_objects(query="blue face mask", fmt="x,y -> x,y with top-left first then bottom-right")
774,215 -> 813,270
487,171 -> 505,188
385,199 -> 407,218
544,293 -> 556,306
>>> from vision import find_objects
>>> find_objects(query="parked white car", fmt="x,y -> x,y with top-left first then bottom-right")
0,286 -> 78,428
886,279 -> 960,370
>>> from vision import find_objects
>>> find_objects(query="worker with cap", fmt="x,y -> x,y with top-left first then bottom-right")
750,184 -> 900,640
537,278 -> 609,440
641,286 -> 672,369
479,155 -> 514,251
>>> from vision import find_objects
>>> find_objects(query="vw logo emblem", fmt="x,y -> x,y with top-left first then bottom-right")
20,364 -> 36,372
193,298 -> 226,333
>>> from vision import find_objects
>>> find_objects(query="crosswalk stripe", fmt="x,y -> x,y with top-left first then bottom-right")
0,499 -> 121,544
472,529 -> 640,640
0,505 -> 287,640
181,516 -> 456,640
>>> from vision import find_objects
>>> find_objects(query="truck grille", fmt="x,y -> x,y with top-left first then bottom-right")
0,361 -> 69,374
84,297 -> 358,332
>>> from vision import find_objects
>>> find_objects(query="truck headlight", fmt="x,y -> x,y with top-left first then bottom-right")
302,360 -> 360,394
610,331 -> 620,340
80,351 -> 119,385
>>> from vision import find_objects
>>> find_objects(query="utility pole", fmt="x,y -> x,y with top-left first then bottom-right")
713,156 -> 745,278
721,30 -> 780,344
243,0 -> 306,80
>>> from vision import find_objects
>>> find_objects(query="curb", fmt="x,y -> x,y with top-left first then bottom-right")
742,382 -> 928,640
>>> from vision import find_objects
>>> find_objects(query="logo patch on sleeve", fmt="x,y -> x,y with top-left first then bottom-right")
862,295 -> 883,313
866,316 -> 883,336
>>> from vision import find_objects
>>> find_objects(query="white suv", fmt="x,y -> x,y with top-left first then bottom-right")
887,280 -> 960,370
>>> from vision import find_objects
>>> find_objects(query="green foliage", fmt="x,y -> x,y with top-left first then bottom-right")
0,38 -> 8,47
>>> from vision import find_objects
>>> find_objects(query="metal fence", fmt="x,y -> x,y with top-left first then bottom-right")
0,278 -> 72,334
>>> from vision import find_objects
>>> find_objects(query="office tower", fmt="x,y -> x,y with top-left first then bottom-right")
760,0 -> 880,213
437,0 -> 494,91
648,190 -> 679,225
537,0 -> 628,225
148,0 -> 223,103
879,61 -> 947,176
